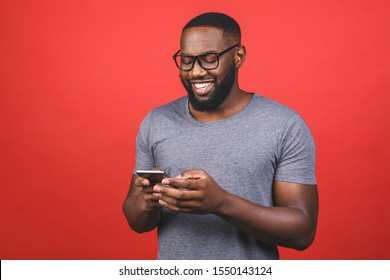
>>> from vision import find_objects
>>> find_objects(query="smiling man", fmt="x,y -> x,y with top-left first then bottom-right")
123,12 -> 318,260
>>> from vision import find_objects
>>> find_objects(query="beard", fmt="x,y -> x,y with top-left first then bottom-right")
181,64 -> 236,112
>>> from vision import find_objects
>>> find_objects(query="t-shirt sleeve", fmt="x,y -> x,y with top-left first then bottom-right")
133,112 -> 155,173
274,112 -> 316,185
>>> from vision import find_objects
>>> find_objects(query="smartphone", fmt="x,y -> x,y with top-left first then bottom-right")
136,170 -> 166,183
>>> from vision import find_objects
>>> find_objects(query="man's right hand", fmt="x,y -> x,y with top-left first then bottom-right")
136,176 -> 162,211
123,174 -> 162,233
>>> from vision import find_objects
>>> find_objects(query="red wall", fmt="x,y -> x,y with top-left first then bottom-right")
1,0 -> 389,260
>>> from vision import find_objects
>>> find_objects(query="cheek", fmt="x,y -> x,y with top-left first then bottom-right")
179,71 -> 188,81
210,70 -> 225,84
217,62 -> 236,82
211,61 -> 233,81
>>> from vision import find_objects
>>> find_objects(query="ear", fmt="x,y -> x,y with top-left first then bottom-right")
235,45 -> 246,69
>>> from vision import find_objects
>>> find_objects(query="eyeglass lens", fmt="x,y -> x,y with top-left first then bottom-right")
176,53 -> 219,71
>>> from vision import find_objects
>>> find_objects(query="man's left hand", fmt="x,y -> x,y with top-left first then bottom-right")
152,170 -> 227,214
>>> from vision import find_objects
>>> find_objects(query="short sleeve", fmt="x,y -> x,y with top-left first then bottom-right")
274,112 -> 316,185
133,113 -> 155,173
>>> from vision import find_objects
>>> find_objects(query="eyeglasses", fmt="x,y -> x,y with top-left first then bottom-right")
173,44 -> 240,71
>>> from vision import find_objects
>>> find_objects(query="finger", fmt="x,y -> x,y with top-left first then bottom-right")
161,178 -> 197,190
141,183 -> 159,194
141,186 -> 154,194
159,194 -> 202,208
144,194 -> 160,203
136,176 -> 150,187
158,200 -> 196,213
154,184 -> 198,199
144,197 -> 162,210
180,170 -> 204,179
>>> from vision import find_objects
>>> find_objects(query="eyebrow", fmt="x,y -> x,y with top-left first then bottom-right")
180,49 -> 220,56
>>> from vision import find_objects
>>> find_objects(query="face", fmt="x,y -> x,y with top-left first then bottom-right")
179,27 -> 238,112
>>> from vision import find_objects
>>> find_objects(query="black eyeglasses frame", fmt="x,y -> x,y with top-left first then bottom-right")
173,44 -> 240,71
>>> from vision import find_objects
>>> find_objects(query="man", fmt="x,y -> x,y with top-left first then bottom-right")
123,12 -> 318,260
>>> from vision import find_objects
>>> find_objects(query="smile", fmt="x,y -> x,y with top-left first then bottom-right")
194,82 -> 213,90
191,81 -> 215,96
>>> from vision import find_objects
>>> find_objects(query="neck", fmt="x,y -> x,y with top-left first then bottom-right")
189,87 -> 253,122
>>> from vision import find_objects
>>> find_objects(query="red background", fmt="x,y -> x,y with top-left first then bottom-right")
1,0 -> 389,260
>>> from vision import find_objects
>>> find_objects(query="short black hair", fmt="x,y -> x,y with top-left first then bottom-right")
183,12 -> 241,40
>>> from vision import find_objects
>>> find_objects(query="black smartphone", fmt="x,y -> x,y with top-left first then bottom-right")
136,170 -> 166,183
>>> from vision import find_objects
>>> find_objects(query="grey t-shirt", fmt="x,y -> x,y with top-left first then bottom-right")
134,94 -> 316,259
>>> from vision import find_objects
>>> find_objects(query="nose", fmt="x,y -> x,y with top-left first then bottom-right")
188,58 -> 207,78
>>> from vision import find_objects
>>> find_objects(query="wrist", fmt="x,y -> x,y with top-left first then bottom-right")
214,189 -> 234,217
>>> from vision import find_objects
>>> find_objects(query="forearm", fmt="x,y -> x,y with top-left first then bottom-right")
122,194 -> 161,233
155,173 -> 318,249
216,192 -> 316,250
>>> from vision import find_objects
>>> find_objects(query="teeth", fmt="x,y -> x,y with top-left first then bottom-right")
194,82 -> 212,89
